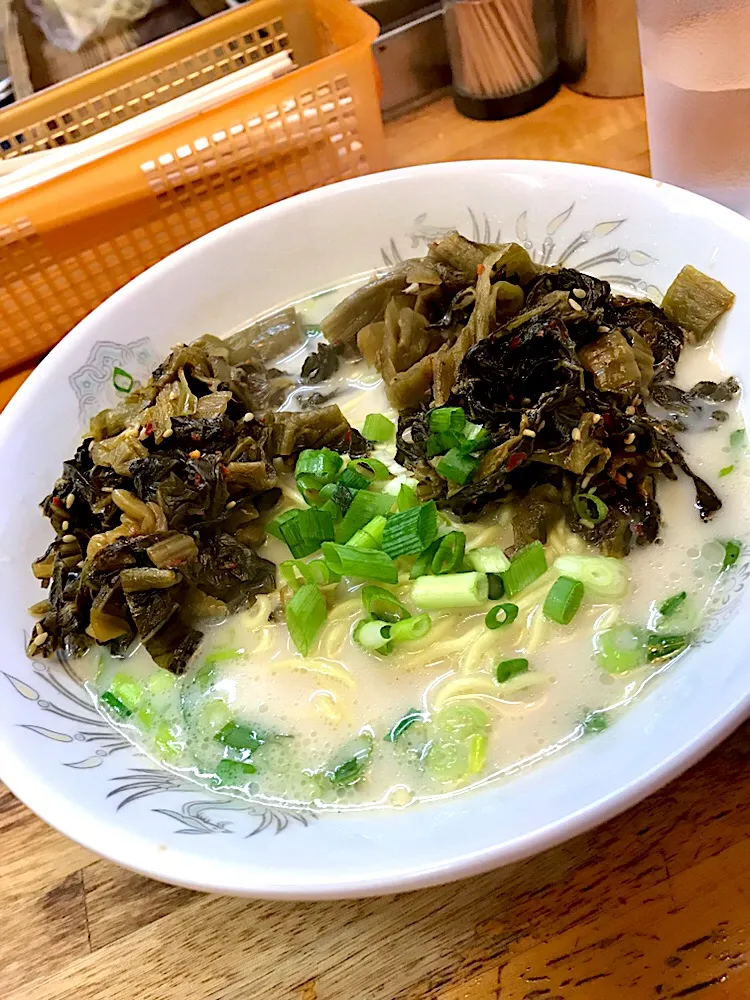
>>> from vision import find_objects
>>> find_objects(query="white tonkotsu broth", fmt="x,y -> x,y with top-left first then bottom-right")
93,279 -> 749,811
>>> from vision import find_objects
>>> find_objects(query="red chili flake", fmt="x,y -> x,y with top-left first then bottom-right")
477,263 -> 485,275
509,336 -> 521,349
602,413 -> 614,430
506,452 -> 525,472
221,465 -> 229,477
194,474 -> 202,487
191,432 -> 201,441
52,497 -> 62,507
144,421 -> 153,436
615,473 -> 627,486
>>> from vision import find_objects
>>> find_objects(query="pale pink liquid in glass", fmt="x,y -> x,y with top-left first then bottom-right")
639,5 -> 750,215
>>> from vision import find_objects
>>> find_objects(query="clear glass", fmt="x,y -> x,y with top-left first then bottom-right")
637,0 -> 750,216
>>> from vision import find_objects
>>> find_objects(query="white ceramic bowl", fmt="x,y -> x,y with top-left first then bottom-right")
1,161 -> 749,899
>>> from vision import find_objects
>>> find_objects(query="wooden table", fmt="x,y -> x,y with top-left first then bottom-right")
2,88 -> 749,1000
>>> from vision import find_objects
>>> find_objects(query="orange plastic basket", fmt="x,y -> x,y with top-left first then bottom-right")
0,0 -> 385,373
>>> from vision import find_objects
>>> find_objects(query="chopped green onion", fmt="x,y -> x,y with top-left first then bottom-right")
153,722 -> 183,760
280,558 -> 340,591
496,658 -> 529,683
101,691 -> 132,718
362,413 -> 395,442
194,663 -> 216,690
319,498 -> 341,523
146,671 -> 178,698
336,490 -> 393,543
437,448 -> 480,485
573,492 -> 608,525
553,554 -> 629,598
320,482 -> 356,514
485,603 -> 519,629
502,541 -> 547,598
215,759 -> 256,785
486,573 -> 504,600
295,473 -> 325,505
730,428 -> 746,448
595,623 -> 646,673
280,507 -> 335,558
390,613 -> 432,642
460,422 -> 492,453
326,735 -> 373,786
384,708 -> 424,742
322,542 -> 398,583
659,591 -> 687,617
465,545 -> 511,574
424,739 -> 470,782
722,540 -> 741,571
412,571 -> 488,609
215,721 -> 265,752
337,464 -> 370,491
347,515 -> 388,550
266,508 -> 300,541
467,733 -> 488,773
430,406 -> 466,434
426,432 -> 459,458
582,710 -> 608,734
286,583 -> 328,655
294,448 -> 344,484
543,576 -> 584,625
647,633 -> 689,662
435,703 -> 490,739
109,673 -> 142,712
431,531 -> 466,574
351,458 -> 391,482
382,501 -> 438,558
361,585 -> 410,623
397,483 -> 419,511
203,648 -> 244,667
354,619 -> 393,652
113,366 -> 134,393
719,465 -> 734,477
410,538 -> 441,579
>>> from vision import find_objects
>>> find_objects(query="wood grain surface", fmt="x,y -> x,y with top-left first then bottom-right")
2,88 -> 749,1000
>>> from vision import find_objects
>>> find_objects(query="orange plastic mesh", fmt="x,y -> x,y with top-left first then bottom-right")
0,0 -> 384,372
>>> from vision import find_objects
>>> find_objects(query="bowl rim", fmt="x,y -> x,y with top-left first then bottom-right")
2,159 -> 750,899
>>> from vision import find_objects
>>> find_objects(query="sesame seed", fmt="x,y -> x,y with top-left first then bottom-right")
61,520 -> 69,531
226,500 -> 237,510
591,414 -> 602,424
138,429 -> 148,441
32,632 -> 48,647
62,533 -> 76,543
625,405 -> 636,416
65,493 -> 75,509
572,287 -> 586,299
242,412 -> 254,423
162,427 -> 174,439
581,474 -> 592,490
568,298 -> 583,312
624,433 -> 636,445
76,560 -> 84,569
626,471 -> 633,478
571,428 -> 582,442
188,449 -> 201,459
598,325 -> 611,334
522,429 -> 536,438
